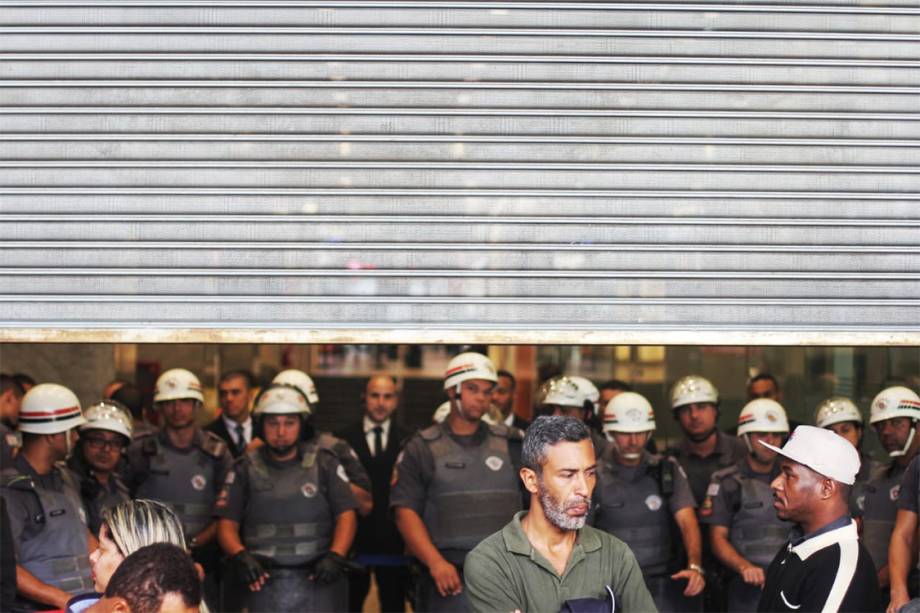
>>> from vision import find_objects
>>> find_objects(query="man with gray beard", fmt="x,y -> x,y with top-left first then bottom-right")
465,416 -> 655,612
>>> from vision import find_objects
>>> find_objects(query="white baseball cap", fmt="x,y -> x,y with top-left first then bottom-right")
759,425 -> 860,485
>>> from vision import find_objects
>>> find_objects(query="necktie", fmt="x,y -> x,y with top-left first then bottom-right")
373,425 -> 384,457
234,423 -> 246,455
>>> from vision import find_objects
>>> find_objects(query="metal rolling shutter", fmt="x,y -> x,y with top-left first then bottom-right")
1,0 -> 918,344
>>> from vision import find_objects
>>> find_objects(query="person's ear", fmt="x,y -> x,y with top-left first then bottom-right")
520,467 -> 539,495
194,562 -> 205,582
819,478 -> 836,500
112,596 -> 132,613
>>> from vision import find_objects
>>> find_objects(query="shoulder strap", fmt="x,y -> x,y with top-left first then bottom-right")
419,424 -> 442,442
1,467 -> 30,489
198,431 -> 227,459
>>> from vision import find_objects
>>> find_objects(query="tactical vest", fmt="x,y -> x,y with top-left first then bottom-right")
1,464 -> 93,595
718,466 -> 794,568
241,443 -> 334,567
86,474 -> 131,535
594,454 -> 673,576
421,422 -> 521,554
856,461 -> 905,570
135,432 -> 225,537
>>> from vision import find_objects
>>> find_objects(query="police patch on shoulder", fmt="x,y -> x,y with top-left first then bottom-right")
700,496 -> 713,517
301,482 -> 318,498
485,456 -> 504,472
890,484 -> 901,501
337,464 -> 350,483
223,471 -> 236,485
191,474 -> 207,491
645,494 -> 663,511
706,483 -> 720,497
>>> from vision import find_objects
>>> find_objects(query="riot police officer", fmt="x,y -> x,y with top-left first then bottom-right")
273,368 -> 373,516
856,386 -> 920,597
216,384 -> 358,612
126,367 -> 233,609
391,352 -> 524,612
535,375 -> 607,456
593,391 -> 705,612
815,396 -> 874,513
1,383 -> 94,611
67,400 -> 132,535
700,398 -> 795,612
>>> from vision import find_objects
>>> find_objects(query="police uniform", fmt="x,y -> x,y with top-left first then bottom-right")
390,420 -> 524,612
895,454 -> 920,596
700,460 -> 796,612
854,459 -> 911,576
314,430 -> 373,493
1,454 -> 93,611
67,453 -> 131,536
667,430 -> 748,507
592,446 -> 698,612
215,441 -> 358,612
126,428 -> 232,608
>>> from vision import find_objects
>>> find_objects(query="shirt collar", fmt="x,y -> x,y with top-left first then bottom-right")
790,516 -> 857,560
680,430 -> 733,458
503,412 -> 515,427
364,416 -> 390,436
222,415 -> 251,434
502,510 -> 602,556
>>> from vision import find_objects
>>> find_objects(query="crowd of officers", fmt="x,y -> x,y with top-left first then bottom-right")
0,354 -> 918,613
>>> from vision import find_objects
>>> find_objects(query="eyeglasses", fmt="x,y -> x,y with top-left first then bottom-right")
83,436 -> 126,451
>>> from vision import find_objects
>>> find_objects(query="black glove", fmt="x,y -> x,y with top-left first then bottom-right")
312,552 -> 361,585
232,550 -> 266,585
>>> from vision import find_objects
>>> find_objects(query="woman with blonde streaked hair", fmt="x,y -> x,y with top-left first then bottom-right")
66,499 -> 209,613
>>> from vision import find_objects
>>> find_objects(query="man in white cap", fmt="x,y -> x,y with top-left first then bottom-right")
1,383 -> 95,610
757,425 -> 881,612
391,351 -> 525,612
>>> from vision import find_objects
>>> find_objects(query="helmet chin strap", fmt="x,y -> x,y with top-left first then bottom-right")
888,422 -> 917,457
64,430 -> 75,459
608,434 -> 641,460
742,433 -> 754,455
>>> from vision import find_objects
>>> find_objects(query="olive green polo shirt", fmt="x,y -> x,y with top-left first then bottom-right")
465,511 -> 656,612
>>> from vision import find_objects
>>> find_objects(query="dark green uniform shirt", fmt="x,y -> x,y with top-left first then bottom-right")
465,511 -> 656,613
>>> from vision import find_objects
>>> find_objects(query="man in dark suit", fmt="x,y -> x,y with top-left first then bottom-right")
336,374 -> 410,612
495,369 -> 530,431
205,370 -> 256,458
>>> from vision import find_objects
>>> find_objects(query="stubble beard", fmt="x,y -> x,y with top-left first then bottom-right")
538,478 -> 590,531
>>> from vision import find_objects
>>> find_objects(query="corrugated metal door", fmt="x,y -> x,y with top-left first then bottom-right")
1,1 -> 918,344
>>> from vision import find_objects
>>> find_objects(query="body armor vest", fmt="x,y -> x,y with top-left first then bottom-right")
241,443 -> 334,567
135,432 -> 224,537
594,452 -> 673,576
421,422 -> 521,554
718,466 -> 794,568
1,464 -> 93,596
857,460 -> 905,570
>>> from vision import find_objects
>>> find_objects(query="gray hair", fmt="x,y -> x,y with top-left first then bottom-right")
522,416 -> 591,473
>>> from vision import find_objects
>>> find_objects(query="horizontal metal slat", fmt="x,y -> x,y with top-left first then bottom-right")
2,274 -> 917,299
3,220 -> 917,244
7,61 -> 920,86
2,244 -> 917,272
2,35 -> 918,59
2,193 -> 920,218
4,113 -> 920,139
3,140 -> 920,166
4,167 -> 920,192
3,6 -> 920,31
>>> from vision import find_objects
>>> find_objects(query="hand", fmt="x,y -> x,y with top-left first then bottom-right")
311,552 -> 353,585
429,558 -> 463,598
232,550 -> 269,592
671,568 -> 705,597
740,565 -> 766,588
887,586 -> 910,613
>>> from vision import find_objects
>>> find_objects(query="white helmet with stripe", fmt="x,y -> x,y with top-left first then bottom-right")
737,399 -> 790,436
273,369 -> 320,406
154,368 -> 204,404
443,352 -> 497,391
536,376 -> 587,409
602,392 -> 656,434
254,384 -> 311,416
869,386 -> 920,457
19,383 -> 86,435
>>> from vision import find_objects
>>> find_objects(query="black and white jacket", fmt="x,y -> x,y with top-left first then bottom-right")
757,519 -> 882,613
